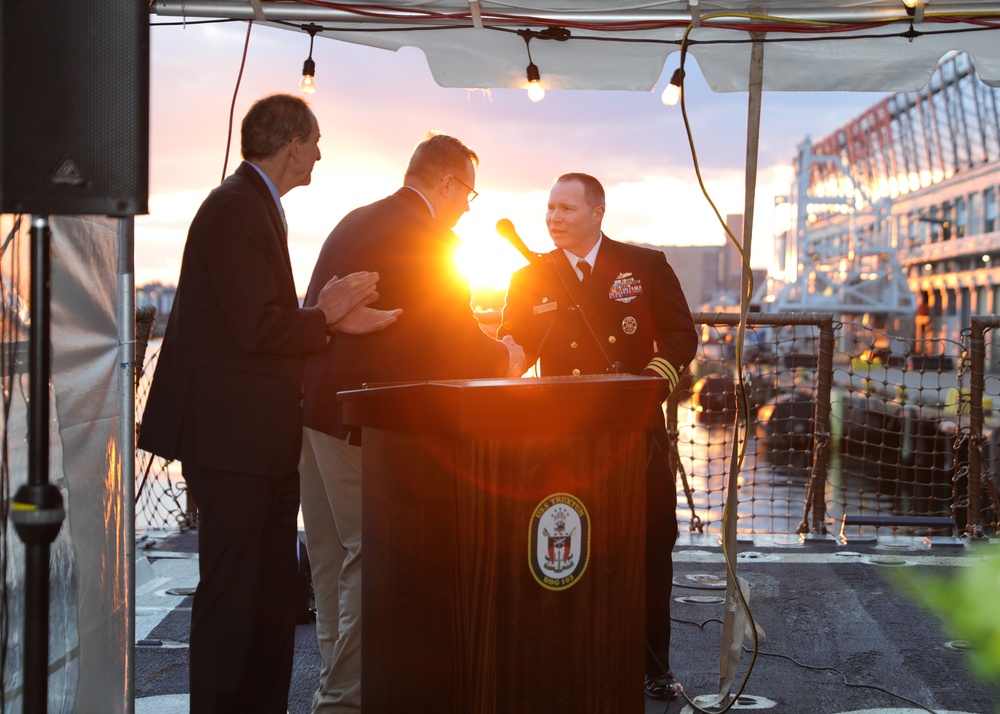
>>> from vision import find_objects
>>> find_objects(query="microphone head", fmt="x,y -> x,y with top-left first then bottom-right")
495,218 -> 516,239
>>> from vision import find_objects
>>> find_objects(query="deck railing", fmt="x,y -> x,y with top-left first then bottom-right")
135,314 -> 1000,540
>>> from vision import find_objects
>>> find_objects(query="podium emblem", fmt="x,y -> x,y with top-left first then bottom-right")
529,493 -> 590,591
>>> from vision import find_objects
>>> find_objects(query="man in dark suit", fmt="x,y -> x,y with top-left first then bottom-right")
299,133 -> 524,712
138,94 -> 400,714
500,172 -> 698,701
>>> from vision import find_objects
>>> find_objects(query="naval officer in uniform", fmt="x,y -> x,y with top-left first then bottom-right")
499,172 -> 698,701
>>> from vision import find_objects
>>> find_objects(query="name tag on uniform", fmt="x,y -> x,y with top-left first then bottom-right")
533,301 -> 558,314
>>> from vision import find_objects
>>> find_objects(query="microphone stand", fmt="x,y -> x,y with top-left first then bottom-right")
534,253 -> 619,376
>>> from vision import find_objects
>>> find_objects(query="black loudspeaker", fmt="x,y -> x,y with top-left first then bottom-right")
0,0 -> 149,216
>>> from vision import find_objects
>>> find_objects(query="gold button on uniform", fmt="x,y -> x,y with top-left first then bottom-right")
572,368 -> 581,376
570,341 -> 578,349
608,335 -> 617,344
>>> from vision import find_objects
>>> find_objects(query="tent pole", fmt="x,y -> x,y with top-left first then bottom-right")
118,216 -> 137,714
718,30 -> 764,699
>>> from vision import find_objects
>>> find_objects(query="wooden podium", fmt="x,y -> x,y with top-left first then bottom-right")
339,375 -> 664,713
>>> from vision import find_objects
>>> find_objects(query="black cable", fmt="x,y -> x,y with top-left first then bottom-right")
150,18 -> 239,26
746,646 -> 938,714
221,20 -> 254,184
670,612 -> 940,713
262,17 -> 1000,46
672,615 -> 725,629
533,254 -> 619,375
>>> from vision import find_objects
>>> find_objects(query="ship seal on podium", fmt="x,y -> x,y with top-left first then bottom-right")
528,492 -> 591,591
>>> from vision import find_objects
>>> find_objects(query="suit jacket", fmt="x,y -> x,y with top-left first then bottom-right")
138,162 -> 328,478
500,236 -> 697,396
302,187 -> 509,440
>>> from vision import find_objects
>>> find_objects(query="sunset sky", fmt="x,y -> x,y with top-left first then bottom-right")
138,19 -> 886,293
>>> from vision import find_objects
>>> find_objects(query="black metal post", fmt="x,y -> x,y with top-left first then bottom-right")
10,216 -> 65,713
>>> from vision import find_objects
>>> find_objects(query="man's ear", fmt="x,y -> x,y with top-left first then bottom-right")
593,204 -> 606,224
437,174 -> 452,199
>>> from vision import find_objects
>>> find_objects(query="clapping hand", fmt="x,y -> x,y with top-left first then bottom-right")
317,272 -> 402,334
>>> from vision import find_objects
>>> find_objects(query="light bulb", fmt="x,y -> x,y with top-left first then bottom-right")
661,68 -> 684,107
300,57 -> 316,95
526,62 -> 545,103
661,83 -> 681,106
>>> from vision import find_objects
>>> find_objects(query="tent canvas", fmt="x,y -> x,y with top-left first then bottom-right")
153,1 -> 1000,91
3,1 -> 1000,712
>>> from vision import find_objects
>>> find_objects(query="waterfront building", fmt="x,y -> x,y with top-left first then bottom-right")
761,52 -> 1000,361
136,282 -> 175,336
643,214 -> 763,313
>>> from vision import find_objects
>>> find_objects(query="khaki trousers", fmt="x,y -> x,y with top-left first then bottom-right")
299,428 -> 363,713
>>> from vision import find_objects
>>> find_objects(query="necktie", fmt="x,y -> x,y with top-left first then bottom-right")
577,259 -> 591,286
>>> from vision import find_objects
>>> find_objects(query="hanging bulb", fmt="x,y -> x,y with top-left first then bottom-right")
526,62 -> 545,103
300,57 -> 316,95
661,68 -> 684,106
299,25 -> 320,95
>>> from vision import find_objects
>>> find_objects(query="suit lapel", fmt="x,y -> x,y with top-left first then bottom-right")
238,162 -> 295,284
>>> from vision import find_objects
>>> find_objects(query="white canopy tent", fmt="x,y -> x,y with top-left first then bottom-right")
152,1 -> 1000,91
4,2 -> 1000,713
142,3 -> 1000,711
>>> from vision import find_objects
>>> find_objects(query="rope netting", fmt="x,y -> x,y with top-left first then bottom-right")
135,346 -> 193,532
133,317 -> 1000,539
674,316 -> 1000,539
674,319 -> 822,537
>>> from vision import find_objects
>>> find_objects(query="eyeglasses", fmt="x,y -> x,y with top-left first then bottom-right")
449,175 -> 478,203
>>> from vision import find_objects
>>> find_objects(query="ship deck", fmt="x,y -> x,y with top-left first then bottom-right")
135,529 -> 1000,714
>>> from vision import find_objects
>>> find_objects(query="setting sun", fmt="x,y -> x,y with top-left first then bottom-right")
454,231 -> 530,292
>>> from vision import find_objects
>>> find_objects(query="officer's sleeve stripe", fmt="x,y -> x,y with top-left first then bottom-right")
645,357 -> 679,391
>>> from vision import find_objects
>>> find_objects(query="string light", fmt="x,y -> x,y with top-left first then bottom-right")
299,24 -> 320,95
661,68 -> 685,106
518,29 -> 545,103
526,61 -> 545,102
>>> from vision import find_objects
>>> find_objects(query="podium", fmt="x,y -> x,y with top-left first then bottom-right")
339,375 -> 664,713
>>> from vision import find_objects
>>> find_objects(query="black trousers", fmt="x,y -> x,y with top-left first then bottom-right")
646,424 -> 678,677
182,464 -> 300,714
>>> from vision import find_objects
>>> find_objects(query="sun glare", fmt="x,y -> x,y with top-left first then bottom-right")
454,231 -> 529,292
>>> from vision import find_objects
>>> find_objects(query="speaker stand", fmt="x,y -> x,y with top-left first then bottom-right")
10,215 -> 65,714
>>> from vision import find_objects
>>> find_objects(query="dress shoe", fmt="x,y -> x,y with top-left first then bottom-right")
645,673 -> 678,701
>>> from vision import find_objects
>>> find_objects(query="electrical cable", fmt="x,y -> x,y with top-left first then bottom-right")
270,14 -> 1000,45
665,16 -> 764,714
670,613 -> 940,713
221,20 -> 255,184
150,18 -> 240,27
292,0 -> 1000,32
745,645 -> 938,714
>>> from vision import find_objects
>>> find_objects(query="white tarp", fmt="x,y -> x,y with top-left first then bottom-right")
152,1 -> 1000,90
1,216 -> 127,712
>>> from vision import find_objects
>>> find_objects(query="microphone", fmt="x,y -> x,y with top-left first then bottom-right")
496,218 -> 617,375
496,218 -> 542,265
